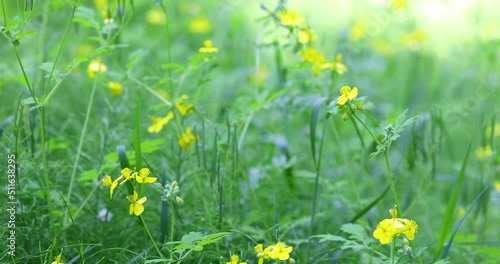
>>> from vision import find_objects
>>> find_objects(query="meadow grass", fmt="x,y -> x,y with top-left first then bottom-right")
1,0 -> 499,263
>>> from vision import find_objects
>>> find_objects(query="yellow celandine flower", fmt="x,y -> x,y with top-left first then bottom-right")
321,54 -> 348,75
178,127 -> 196,151
494,180 -> 500,192
148,111 -> 174,133
135,168 -> 157,184
278,10 -> 304,26
199,40 -> 219,53
189,16 -> 212,34
254,244 -> 272,264
300,47 -> 328,76
127,191 -> 147,216
51,254 -> 64,264
267,242 -> 293,261
87,59 -> 107,78
392,0 -> 408,10
146,9 -> 167,25
107,82 -> 123,96
226,255 -> 247,264
102,175 -> 119,199
401,29 -> 427,51
373,208 -> 418,244
176,95 -> 194,116
336,86 -> 358,105
93,0 -> 106,10
301,47 -> 325,65
475,145 -> 493,160
298,27 -> 317,43
119,167 -> 135,185
458,207 -> 466,217
349,20 -> 367,42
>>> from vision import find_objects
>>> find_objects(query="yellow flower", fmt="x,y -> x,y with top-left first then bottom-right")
146,9 -> 167,25
321,54 -> 348,75
458,207 -> 466,217
332,54 -> 348,75
178,127 -> 196,151
301,47 -> 325,65
226,255 -> 247,264
254,244 -> 272,264
494,180 -> 500,192
349,20 -> 367,42
135,168 -> 157,184
189,16 -> 212,34
373,207 -> 418,244
176,95 -> 194,116
298,27 -> 317,43
119,167 -> 135,185
51,254 -> 64,264
148,111 -> 174,133
401,29 -> 427,51
127,191 -> 147,216
102,175 -> 119,199
107,82 -> 123,96
392,0 -> 408,10
475,145 -> 493,160
336,86 -> 358,105
267,242 -> 293,261
93,0 -> 106,10
278,10 -> 304,26
399,218 -> 418,240
87,59 -> 107,78
373,218 -> 399,244
199,40 -> 219,53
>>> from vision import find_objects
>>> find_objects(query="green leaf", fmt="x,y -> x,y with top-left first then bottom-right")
340,223 -> 367,242
311,234 -> 346,243
79,169 -> 99,185
15,30 -> 36,40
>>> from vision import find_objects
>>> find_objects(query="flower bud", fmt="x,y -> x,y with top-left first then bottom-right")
342,113 -> 349,121
403,238 -> 409,245
289,258 -> 296,264
357,104 -> 363,111
176,196 -> 184,205
171,181 -> 178,189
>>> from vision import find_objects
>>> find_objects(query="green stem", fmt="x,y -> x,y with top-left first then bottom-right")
352,113 -> 381,146
140,215 -> 165,261
306,122 -> 327,260
64,67 -> 100,225
169,201 -> 176,263
384,151 -> 402,214
158,1 -> 174,93
43,2 -> 78,99
351,112 -> 401,213
391,239 -> 396,264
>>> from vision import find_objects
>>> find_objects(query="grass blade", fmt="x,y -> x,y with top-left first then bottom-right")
442,186 -> 488,259
434,137 -> 473,260
134,95 -> 143,169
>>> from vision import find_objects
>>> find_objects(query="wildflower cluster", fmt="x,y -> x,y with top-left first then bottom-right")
160,180 -> 183,205
102,168 -> 157,216
254,242 -> 294,264
276,9 -> 347,76
373,207 -> 418,245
